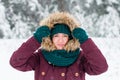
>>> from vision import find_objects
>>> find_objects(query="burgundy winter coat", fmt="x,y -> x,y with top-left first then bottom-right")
10,37 -> 108,80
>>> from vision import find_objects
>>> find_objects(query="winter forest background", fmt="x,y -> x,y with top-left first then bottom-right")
0,0 -> 120,80
0,0 -> 120,38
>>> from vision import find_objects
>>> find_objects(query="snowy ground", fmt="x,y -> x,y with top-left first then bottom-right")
0,38 -> 120,80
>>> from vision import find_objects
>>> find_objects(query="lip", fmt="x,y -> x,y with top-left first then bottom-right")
57,44 -> 65,47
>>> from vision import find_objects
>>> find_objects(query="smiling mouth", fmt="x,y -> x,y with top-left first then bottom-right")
57,44 -> 65,47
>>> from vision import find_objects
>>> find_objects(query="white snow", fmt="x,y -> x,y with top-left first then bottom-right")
0,38 -> 120,80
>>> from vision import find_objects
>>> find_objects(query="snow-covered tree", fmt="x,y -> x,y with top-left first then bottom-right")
0,0 -> 120,38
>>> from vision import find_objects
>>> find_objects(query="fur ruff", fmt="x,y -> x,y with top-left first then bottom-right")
39,12 -> 81,51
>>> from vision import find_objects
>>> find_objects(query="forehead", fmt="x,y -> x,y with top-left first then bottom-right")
53,33 -> 68,36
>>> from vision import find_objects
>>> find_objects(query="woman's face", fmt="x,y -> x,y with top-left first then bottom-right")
52,33 -> 69,50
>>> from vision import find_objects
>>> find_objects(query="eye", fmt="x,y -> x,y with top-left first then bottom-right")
53,34 -> 59,37
63,34 -> 68,37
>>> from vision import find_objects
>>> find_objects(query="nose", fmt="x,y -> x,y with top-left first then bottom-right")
58,38 -> 64,43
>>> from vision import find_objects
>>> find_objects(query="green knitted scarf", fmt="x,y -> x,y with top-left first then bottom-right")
41,49 -> 80,67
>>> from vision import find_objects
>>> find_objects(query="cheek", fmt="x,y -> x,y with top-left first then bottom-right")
63,38 -> 69,43
52,38 -> 58,44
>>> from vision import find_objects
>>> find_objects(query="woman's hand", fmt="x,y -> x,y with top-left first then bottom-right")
72,27 -> 88,44
33,26 -> 50,43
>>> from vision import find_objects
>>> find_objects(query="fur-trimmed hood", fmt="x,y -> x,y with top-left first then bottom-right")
39,12 -> 81,51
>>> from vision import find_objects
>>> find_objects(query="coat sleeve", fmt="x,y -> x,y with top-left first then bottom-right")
80,38 -> 108,75
9,36 -> 40,71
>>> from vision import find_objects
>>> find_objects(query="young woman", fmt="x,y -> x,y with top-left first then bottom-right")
10,12 -> 108,80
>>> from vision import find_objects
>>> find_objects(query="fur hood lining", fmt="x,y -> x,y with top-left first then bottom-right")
39,12 -> 81,51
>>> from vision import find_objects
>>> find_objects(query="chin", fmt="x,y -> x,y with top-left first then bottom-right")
57,47 -> 63,50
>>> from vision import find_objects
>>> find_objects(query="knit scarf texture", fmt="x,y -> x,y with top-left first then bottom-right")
41,48 -> 80,67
